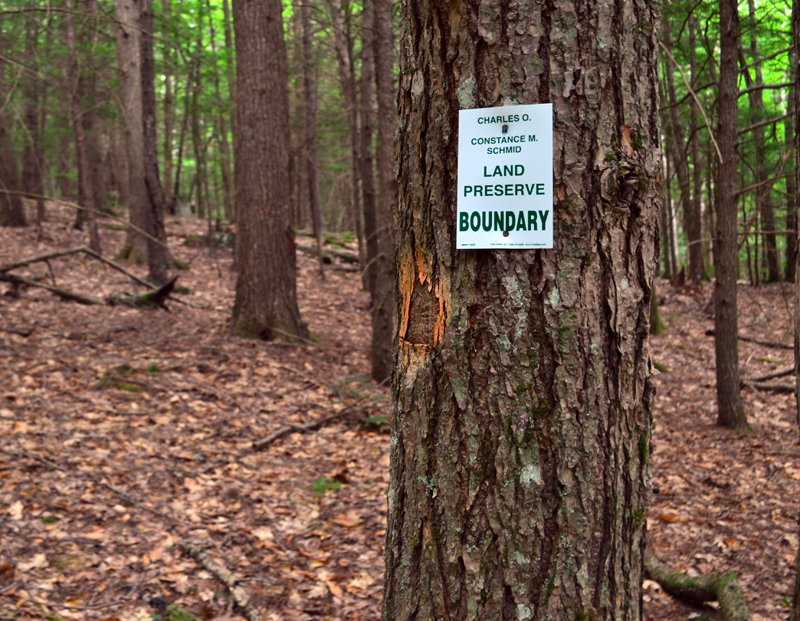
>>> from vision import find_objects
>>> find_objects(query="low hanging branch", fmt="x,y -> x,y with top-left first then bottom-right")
645,553 -> 752,621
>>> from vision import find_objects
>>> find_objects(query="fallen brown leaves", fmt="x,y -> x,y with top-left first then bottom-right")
0,202 -> 388,621
2,202 -> 799,621
647,278 -> 800,621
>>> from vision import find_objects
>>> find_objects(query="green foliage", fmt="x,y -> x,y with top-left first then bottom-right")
309,476 -> 343,497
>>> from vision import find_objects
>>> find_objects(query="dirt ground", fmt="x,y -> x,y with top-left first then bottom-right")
1,202 -> 798,620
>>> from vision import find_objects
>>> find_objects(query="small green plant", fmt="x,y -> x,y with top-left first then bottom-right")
781,598 -> 791,608
113,382 -> 143,393
309,476 -> 342,497
41,515 -> 60,524
147,364 -> 160,373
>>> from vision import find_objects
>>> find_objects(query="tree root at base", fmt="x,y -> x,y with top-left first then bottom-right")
645,552 -> 752,621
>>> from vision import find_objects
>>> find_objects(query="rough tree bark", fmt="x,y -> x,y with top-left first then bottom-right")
688,15 -> 704,283
786,45 -> 797,284
715,0 -> 746,430
792,3 -> 800,619
231,0 -> 309,341
162,0 -> 174,211
383,0 -> 661,620
140,0 -> 169,285
115,0 -> 149,263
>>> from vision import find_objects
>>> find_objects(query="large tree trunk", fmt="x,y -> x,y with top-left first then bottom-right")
115,0 -> 149,263
162,0 -> 174,211
140,0 -> 169,285
383,0 -> 661,620
0,20 -> 28,228
715,0 -> 746,430
370,0 -> 395,381
231,0 -> 309,341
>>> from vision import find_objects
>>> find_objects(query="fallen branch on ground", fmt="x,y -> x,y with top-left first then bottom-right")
296,244 -> 359,265
645,552 -> 752,621
705,329 -> 793,350
741,380 -> 795,393
744,368 -> 794,382
179,542 -> 261,621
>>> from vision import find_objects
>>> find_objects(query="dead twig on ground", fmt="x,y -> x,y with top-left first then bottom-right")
179,542 -> 261,621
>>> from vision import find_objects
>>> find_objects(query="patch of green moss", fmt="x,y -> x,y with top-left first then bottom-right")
164,604 -> 202,621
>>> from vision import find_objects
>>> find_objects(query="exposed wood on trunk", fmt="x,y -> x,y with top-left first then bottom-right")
383,0 -> 662,616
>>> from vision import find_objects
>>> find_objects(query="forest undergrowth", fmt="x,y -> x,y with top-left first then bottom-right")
0,201 -> 798,621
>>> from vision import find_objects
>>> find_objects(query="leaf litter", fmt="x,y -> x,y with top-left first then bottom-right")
0,202 -> 388,621
1,203 -> 799,620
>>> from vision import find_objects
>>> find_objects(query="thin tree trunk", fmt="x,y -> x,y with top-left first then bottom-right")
67,0 -> 101,252
689,16 -> 704,282
300,0 -> 326,278
222,0 -> 237,223
662,20 -> 694,281
383,0 -> 662,616
327,0 -> 365,269
21,21 -> 45,226
370,0 -> 395,381
231,0 -> 309,341
162,0 -> 174,211
0,19 -> 26,227
742,0 -> 779,281
786,45 -> 797,283
359,0 -> 378,294
206,0 -> 233,222
715,0 -> 746,430
140,0 -> 168,284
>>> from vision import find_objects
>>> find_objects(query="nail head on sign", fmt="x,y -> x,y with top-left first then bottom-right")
502,124 -> 509,134
503,231 -> 509,237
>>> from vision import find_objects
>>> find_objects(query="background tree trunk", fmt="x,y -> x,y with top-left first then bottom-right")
0,20 -> 26,228
328,0 -> 366,271
301,0 -> 326,278
359,0 -> 378,294
21,21 -> 45,226
66,0 -> 101,252
370,0 -> 395,381
140,0 -> 169,285
115,0 -> 149,263
715,0 -> 747,430
383,0 -> 661,620
231,0 -> 309,341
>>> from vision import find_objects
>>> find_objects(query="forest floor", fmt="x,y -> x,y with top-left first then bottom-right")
0,202 -> 798,621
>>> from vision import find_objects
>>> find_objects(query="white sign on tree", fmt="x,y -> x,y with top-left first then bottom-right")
457,104 -> 553,249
